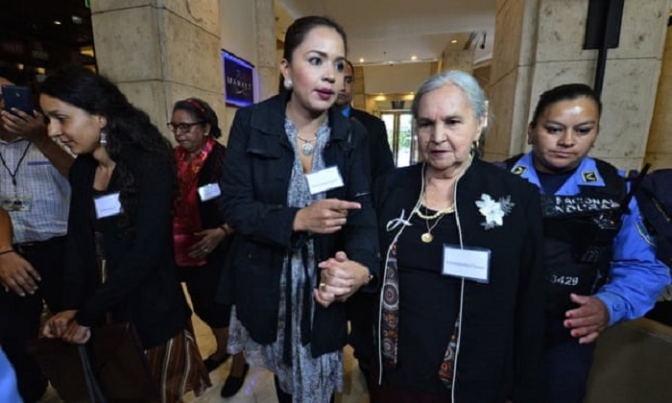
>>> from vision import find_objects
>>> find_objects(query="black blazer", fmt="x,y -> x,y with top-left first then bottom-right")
374,160 -> 545,403
65,149 -> 190,349
193,141 -> 229,262
350,108 -> 395,179
220,92 -> 379,357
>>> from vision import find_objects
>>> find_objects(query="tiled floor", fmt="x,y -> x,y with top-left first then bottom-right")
40,288 -> 371,403
182,311 -> 370,403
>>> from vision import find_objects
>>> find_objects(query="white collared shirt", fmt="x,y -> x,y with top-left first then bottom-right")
0,137 -> 70,243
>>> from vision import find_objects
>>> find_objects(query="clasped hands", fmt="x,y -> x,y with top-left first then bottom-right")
314,251 -> 370,308
42,310 -> 91,344
292,199 -> 371,307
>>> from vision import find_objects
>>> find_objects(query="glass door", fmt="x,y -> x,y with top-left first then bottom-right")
380,111 -> 417,167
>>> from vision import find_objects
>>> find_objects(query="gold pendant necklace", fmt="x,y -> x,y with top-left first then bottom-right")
420,204 -> 455,243
421,232 -> 434,243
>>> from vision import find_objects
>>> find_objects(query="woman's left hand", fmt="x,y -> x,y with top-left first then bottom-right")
189,227 -> 226,258
314,251 -> 370,307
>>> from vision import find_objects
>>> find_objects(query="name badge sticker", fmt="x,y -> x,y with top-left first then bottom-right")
197,183 -> 221,201
442,245 -> 491,283
94,192 -> 122,219
305,166 -> 344,195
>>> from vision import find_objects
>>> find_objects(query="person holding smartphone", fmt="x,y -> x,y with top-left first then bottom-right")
0,72 -> 73,402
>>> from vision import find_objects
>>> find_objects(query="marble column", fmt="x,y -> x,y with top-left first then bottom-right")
486,0 -> 671,171
91,0 -> 226,142
254,0 -> 278,102
645,24 -> 672,169
352,66 -> 366,111
439,49 -> 474,74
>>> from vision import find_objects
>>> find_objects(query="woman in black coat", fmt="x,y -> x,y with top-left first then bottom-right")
39,68 -> 210,402
371,70 -> 545,403
220,16 -> 379,403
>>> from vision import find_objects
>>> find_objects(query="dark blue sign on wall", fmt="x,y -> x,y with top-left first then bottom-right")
222,50 -> 255,107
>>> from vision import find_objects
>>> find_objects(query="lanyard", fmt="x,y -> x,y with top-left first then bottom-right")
0,142 -> 32,188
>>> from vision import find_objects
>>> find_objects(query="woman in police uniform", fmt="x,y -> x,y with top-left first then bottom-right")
508,83 -> 671,403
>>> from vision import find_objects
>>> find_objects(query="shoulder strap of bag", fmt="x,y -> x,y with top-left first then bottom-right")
78,345 -> 107,403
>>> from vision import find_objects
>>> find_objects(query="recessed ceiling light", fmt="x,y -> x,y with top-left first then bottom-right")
359,58 -> 364,63
451,39 -> 458,44
411,55 -> 417,61
53,20 -> 62,25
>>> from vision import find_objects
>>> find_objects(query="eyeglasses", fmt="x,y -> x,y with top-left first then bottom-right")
167,121 -> 204,133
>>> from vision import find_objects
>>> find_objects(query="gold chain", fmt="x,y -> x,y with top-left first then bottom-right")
416,205 -> 455,220
419,205 -> 455,243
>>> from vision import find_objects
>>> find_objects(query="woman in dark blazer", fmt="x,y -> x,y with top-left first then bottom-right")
39,68 -> 210,402
220,16 -> 379,403
371,70 -> 545,403
169,97 -> 247,398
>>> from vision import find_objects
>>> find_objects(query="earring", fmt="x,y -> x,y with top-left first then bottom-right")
99,131 -> 107,146
283,78 -> 293,90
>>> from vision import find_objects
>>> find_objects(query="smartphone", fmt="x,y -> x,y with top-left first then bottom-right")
1,85 -> 34,116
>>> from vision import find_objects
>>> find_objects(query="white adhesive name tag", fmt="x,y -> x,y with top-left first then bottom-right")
94,192 -> 122,219
442,245 -> 491,283
197,183 -> 221,201
305,166 -> 344,195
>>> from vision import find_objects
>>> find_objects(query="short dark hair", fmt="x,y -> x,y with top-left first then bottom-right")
172,98 -> 222,138
283,16 -> 347,62
530,83 -> 602,127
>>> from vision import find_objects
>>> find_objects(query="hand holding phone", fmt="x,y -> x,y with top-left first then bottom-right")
1,85 -> 34,116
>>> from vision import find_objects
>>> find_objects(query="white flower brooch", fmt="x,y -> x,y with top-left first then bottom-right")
475,194 -> 515,230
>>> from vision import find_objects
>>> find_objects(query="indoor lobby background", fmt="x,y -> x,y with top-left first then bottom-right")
2,1 -> 672,402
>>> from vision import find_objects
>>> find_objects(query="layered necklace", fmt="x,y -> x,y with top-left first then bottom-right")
417,203 -> 455,243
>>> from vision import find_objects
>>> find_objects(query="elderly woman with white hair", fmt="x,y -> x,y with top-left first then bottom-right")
370,70 -> 545,403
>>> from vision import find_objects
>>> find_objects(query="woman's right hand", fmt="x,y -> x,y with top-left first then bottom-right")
42,310 -> 78,338
293,199 -> 361,234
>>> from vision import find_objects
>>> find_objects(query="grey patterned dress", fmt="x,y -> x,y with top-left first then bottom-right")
228,117 -> 343,402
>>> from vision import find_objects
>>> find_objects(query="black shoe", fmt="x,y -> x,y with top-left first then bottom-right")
221,363 -> 249,398
203,353 -> 230,372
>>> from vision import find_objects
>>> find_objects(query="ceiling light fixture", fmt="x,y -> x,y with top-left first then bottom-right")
451,39 -> 458,44
53,20 -> 62,25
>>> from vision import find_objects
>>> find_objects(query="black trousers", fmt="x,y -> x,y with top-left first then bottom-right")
0,236 -> 66,403
543,318 -> 597,403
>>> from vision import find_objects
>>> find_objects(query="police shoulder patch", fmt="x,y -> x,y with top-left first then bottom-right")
512,166 -> 526,176
582,171 -> 598,182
